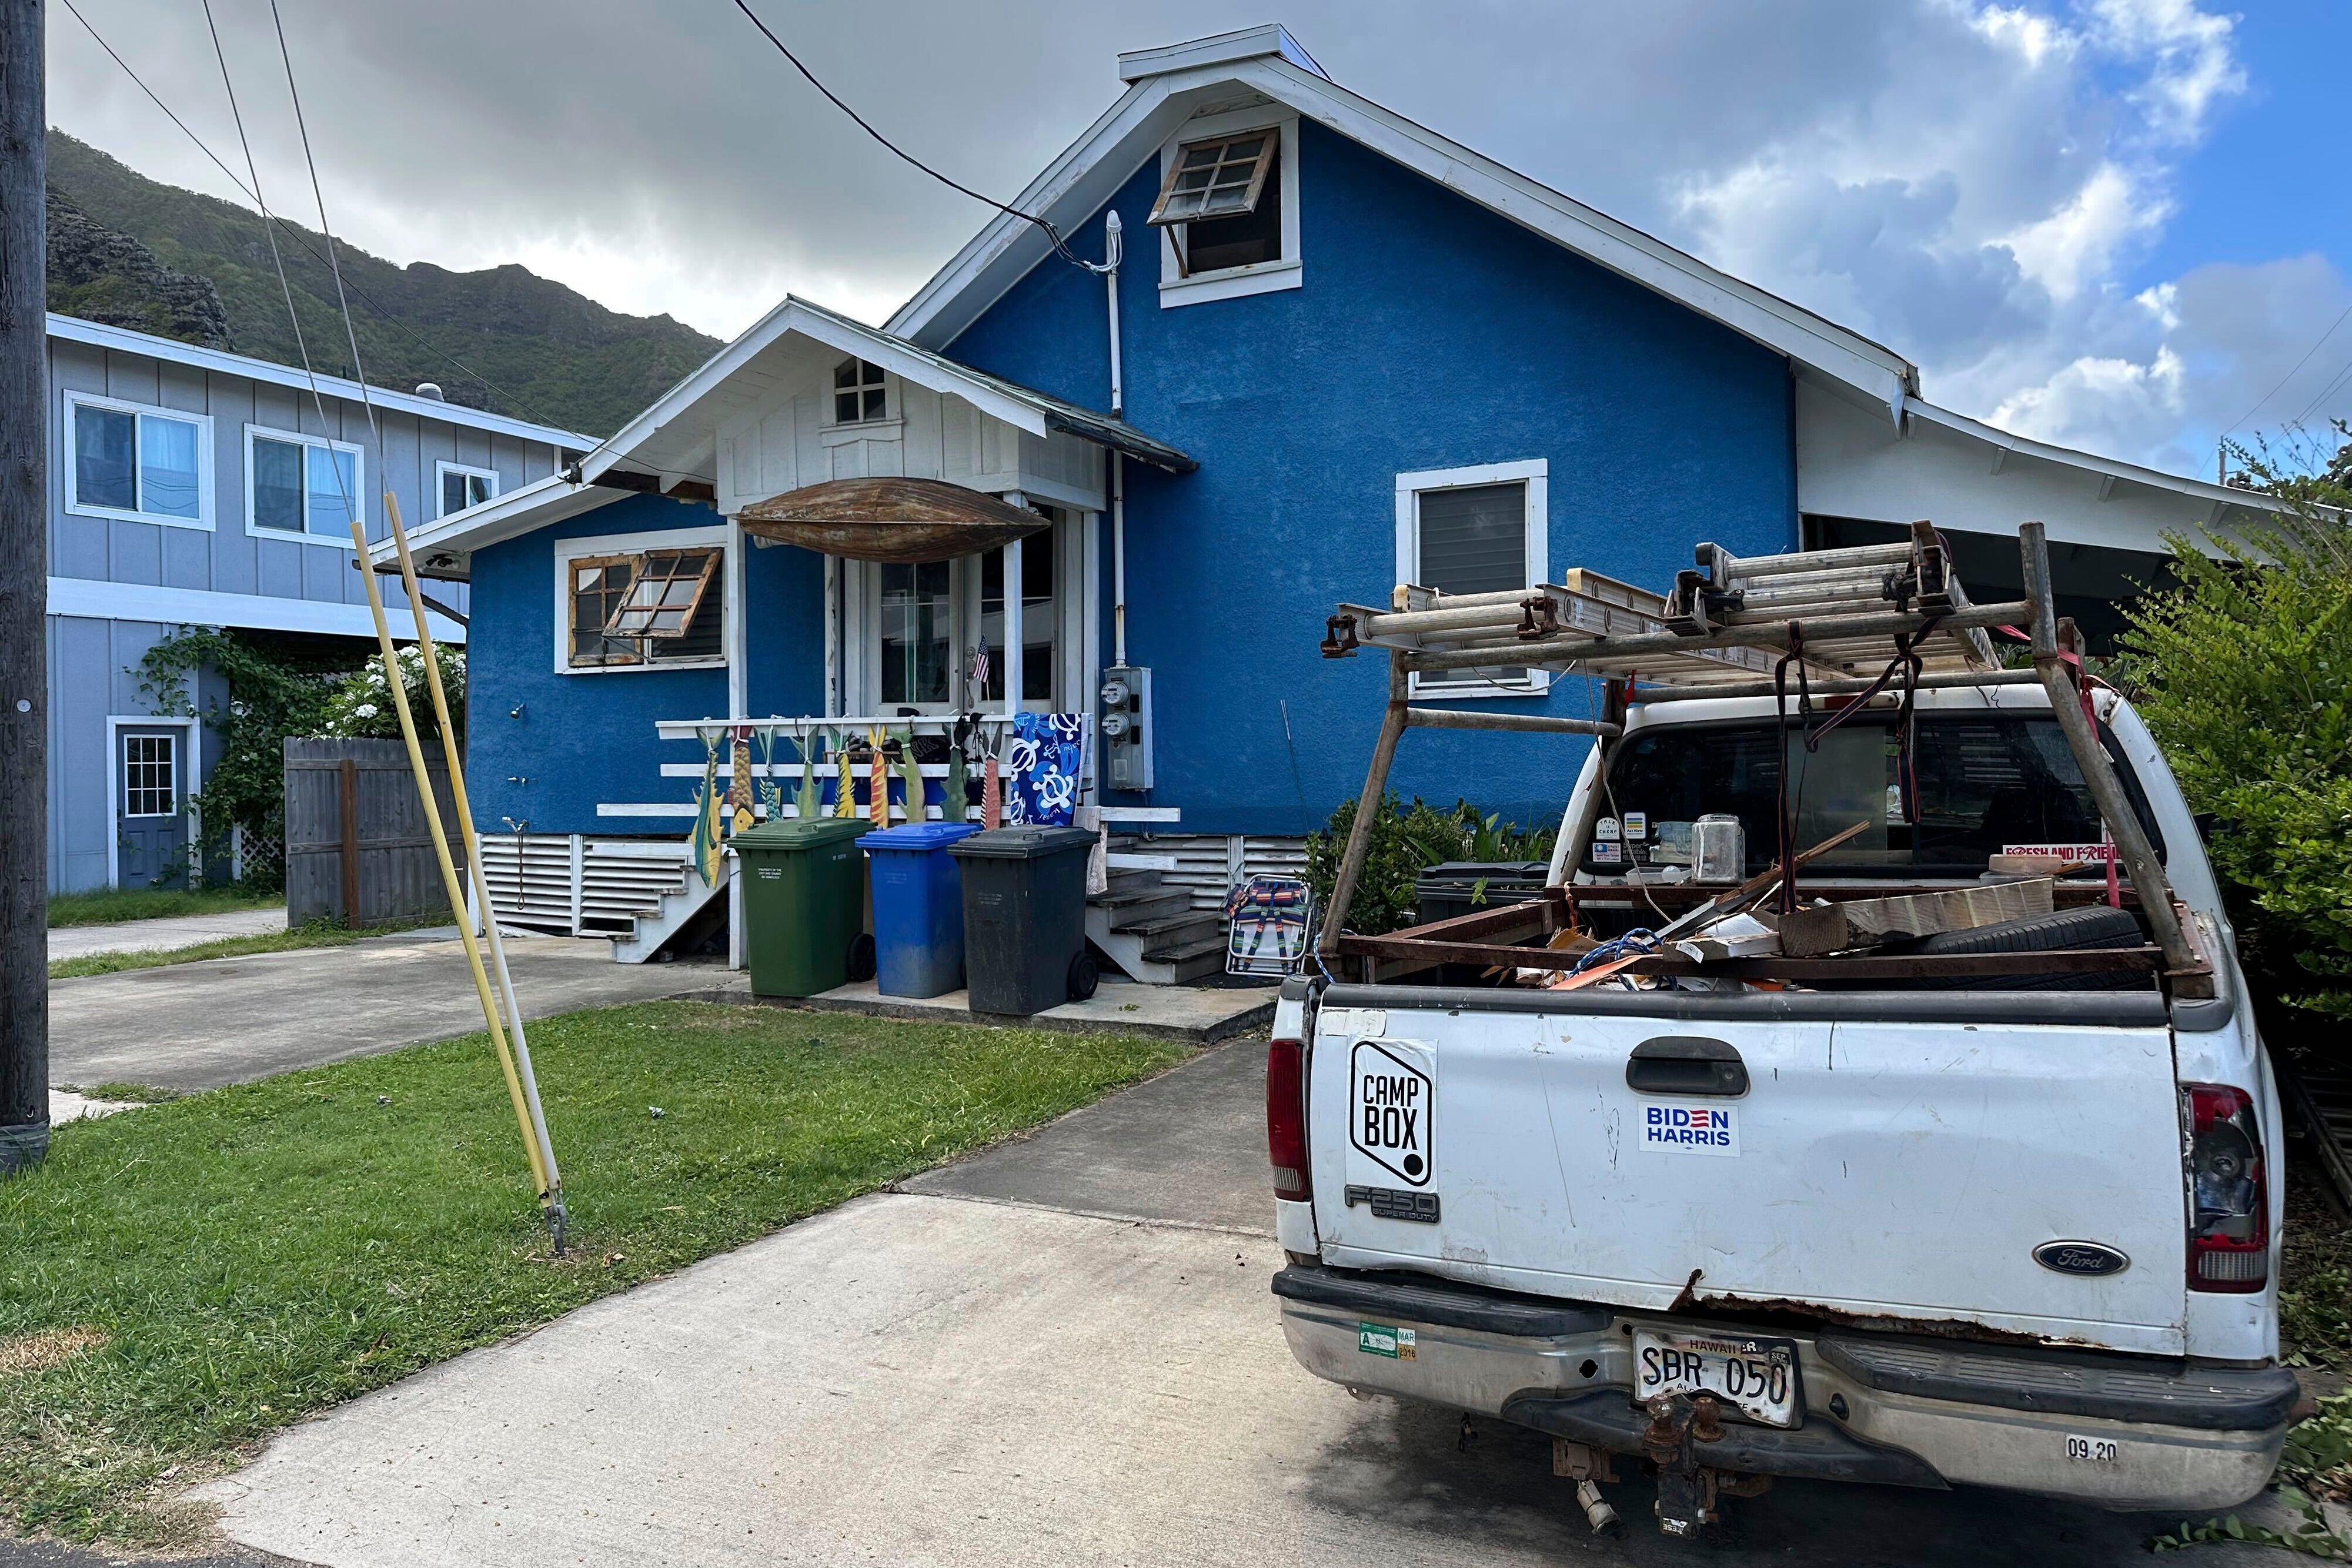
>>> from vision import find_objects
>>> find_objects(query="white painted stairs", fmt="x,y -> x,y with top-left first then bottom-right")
1086,867 -> 1228,985
609,855 -> 730,964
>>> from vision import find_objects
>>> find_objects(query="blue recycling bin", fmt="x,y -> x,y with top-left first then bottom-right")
857,821 -> 982,998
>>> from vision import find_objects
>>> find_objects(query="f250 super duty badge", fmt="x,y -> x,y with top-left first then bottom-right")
1350,1039 -> 1433,1187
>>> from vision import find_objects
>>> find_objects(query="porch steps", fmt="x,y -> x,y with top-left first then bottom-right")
1086,868 -> 1227,985
609,854 -> 730,965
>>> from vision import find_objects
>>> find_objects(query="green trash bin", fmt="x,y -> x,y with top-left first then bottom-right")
734,817 -> 875,998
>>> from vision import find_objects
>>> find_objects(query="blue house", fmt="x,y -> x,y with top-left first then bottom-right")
41,313 -> 593,892
379,25 -> 2291,978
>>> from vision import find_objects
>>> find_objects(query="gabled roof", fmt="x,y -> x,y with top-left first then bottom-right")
580,294 -> 1191,492
366,295 -> 1191,574
48,313 -> 599,450
886,25 -> 1920,420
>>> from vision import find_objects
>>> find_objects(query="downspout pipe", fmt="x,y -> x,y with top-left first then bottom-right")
1105,211 -> 1128,668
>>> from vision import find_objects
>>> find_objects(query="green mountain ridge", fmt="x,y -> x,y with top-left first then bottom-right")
45,132 -> 723,437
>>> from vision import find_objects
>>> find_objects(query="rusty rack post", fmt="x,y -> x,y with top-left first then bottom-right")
2018,521 -> 2208,995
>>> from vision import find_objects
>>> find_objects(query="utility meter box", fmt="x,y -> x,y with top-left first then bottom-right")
1099,664 -> 1154,791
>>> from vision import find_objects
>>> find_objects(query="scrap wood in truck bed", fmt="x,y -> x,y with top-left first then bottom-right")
1774,877 -> 2056,958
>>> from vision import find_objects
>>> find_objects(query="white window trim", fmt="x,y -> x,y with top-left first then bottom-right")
822,358 -> 897,432
1394,459 -> 1550,699
120,730 -> 180,818
552,523 -> 730,677
435,460 -> 502,520
1158,105 -> 1303,309
62,391 -> 216,530
243,423 -> 368,549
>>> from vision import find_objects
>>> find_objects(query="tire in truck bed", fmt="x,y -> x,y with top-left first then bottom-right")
1899,904 -> 2151,991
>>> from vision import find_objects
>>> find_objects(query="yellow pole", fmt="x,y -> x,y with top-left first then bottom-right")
349,518 -> 551,1202
382,496 -> 563,1212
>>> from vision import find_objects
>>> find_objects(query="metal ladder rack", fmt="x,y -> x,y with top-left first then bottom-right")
1310,520 -> 2210,997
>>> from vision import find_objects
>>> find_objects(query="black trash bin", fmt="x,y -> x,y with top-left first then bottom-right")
950,825 -> 1099,1015
1412,861 -> 1553,926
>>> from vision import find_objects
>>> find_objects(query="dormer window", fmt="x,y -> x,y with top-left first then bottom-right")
833,359 -> 887,424
1151,129 -> 1281,276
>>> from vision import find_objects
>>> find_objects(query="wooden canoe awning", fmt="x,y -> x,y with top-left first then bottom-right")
734,477 -> 1051,563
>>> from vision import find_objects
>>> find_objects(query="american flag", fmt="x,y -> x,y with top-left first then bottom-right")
971,640 -> 990,695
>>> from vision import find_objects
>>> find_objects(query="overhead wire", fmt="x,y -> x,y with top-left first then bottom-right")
2221,298 -> 2352,439
57,0 -> 586,438
726,0 -> 1104,274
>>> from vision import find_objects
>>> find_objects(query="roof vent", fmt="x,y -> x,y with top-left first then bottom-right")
415,382 -> 445,401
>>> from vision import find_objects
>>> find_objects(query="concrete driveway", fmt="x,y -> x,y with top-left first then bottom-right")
190,1041 -> 2283,1567
49,933 -> 726,1092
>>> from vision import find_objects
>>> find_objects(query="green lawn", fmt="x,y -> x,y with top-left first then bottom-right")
0,1002 -> 1188,1545
48,917 -> 444,981
45,887 -> 284,930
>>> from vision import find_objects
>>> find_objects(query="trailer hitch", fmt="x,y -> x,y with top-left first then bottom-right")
1641,1392 -> 1722,1537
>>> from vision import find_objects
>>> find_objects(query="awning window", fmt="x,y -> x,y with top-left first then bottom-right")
602,547 -> 720,638
1148,131 -> 1277,226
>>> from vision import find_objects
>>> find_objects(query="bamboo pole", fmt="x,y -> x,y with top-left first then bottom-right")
1318,653 -> 1411,964
350,519 -> 553,1205
2017,521 -> 2208,996
382,496 -> 564,1226
1404,708 -> 1620,736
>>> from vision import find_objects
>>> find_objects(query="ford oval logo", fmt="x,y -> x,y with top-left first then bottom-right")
2034,1241 -> 2130,1277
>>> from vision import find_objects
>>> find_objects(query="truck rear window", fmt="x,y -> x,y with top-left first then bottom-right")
1589,713 -> 2163,878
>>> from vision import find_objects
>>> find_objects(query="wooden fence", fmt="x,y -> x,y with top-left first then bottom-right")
284,738 -> 463,926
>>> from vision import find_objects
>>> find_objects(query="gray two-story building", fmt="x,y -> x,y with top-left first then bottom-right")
41,313 -> 594,892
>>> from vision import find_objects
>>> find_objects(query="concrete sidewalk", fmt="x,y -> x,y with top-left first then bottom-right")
51,934 -> 729,1091
193,1040 -> 2264,1568
46,905 -> 288,962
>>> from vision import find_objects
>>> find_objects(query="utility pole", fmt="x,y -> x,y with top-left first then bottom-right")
1,0 -> 49,1175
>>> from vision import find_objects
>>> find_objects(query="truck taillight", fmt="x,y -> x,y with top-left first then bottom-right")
2184,1084 -> 2267,1293
1267,1037 -> 1310,1202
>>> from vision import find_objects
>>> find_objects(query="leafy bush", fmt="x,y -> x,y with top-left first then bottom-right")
318,646 -> 465,743
1304,794 -> 1557,937
2117,450 -> 2352,1021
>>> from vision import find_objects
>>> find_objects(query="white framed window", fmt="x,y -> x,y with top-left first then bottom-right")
122,732 -> 179,817
552,525 -> 729,674
1394,460 -> 1550,698
1157,106 -> 1302,309
64,392 -> 213,529
244,424 -> 366,546
828,357 -> 892,426
436,461 -> 500,519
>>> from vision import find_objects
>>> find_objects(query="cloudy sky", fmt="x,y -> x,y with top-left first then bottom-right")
42,0 -> 2352,479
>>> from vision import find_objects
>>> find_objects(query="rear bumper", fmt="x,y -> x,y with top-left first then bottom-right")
1274,1265 -> 2295,1512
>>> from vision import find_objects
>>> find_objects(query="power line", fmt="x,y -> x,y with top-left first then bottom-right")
56,0 -> 584,437
2224,298 -> 2352,437
726,0 -> 1100,273
267,0 -> 379,452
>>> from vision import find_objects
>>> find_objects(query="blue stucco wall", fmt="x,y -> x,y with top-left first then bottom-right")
946,119 -> 1798,834
467,494 -> 826,837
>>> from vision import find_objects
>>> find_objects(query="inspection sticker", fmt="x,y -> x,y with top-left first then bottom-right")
1623,811 -> 1648,840
1358,1322 -> 1416,1360
1641,1102 -> 1740,1157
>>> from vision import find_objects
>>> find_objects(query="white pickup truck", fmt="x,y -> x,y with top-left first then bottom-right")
1268,683 -> 2293,1534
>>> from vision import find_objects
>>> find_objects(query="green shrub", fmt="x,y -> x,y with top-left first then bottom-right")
1304,794 -> 1556,937
2118,454 -> 2352,1021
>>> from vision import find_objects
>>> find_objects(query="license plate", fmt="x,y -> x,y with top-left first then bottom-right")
1632,1328 -> 1802,1428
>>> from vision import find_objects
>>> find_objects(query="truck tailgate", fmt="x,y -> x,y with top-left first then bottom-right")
1308,1001 -> 2189,1355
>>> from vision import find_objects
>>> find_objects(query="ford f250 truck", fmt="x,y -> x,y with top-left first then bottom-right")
1267,681 -> 2293,1536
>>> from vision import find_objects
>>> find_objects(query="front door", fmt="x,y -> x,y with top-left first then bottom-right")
118,727 -> 188,888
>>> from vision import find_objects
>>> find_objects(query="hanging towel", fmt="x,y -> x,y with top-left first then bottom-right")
867,727 -> 890,830
1004,712 -> 1084,827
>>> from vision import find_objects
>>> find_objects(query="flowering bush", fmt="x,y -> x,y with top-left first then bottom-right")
319,646 -> 466,743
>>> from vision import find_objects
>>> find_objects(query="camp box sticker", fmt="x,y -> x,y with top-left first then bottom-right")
1642,1102 -> 1740,1157
1349,1039 -> 1434,1188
